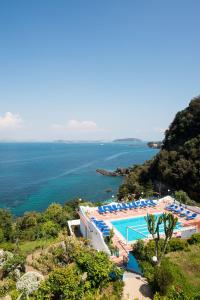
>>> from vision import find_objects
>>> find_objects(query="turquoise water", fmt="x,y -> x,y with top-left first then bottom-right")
111,213 -> 182,242
0,142 -> 158,215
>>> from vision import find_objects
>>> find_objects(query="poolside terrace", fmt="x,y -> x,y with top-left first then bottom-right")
82,196 -> 200,266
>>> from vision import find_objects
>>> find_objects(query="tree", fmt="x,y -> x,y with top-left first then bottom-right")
145,213 -> 178,265
0,209 -> 13,241
40,221 -> 59,238
0,227 -> 4,242
35,265 -> 86,299
175,190 -> 191,205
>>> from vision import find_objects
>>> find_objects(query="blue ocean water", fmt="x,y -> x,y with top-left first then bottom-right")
0,142 -> 158,215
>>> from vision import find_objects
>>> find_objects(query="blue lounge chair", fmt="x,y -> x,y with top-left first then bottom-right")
169,205 -> 178,212
131,202 -> 139,209
165,204 -> 174,210
111,205 -> 119,212
121,203 -> 129,210
140,200 -> 148,207
116,204 -> 124,211
98,207 -> 105,214
103,205 -> 114,213
99,226 -> 109,231
186,213 -> 197,220
102,231 -> 110,237
180,210 -> 190,217
149,200 -> 157,207
127,202 -> 135,209
174,207 -> 184,214
144,200 -> 152,207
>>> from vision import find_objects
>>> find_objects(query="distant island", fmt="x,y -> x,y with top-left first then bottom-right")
113,138 -> 142,143
147,141 -> 162,149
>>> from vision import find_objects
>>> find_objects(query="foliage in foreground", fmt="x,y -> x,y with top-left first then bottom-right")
133,236 -> 200,299
31,237 -> 124,299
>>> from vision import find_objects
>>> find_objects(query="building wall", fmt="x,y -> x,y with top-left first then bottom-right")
79,206 -> 110,255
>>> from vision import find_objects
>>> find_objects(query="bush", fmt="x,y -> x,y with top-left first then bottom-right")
132,240 -> 145,260
40,221 -> 60,238
168,238 -> 188,252
153,260 -> 176,295
140,261 -> 154,284
188,233 -> 200,245
35,265 -> 86,299
153,258 -> 190,297
0,279 -> 15,297
2,254 -> 26,278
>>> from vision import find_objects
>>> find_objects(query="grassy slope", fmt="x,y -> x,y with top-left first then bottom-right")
167,244 -> 200,294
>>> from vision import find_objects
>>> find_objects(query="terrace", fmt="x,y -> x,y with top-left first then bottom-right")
79,196 -> 200,267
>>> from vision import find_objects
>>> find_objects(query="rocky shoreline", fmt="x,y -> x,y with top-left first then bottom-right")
96,168 -> 130,177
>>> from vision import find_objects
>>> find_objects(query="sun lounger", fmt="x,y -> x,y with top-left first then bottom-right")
165,204 -> 174,210
122,203 -> 130,210
169,205 -> 178,212
149,200 -> 157,207
140,201 -> 148,207
144,200 -> 152,207
103,205 -> 114,213
186,213 -> 197,220
174,207 -> 184,214
180,210 -> 191,217
131,202 -> 139,209
111,205 -> 119,212
127,202 -> 135,209
116,204 -> 124,211
98,207 -> 105,214
102,231 -> 110,237
99,226 -> 109,231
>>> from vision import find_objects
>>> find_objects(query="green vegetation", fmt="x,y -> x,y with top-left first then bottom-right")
0,200 -> 124,299
133,235 -> 200,299
119,97 -> 200,202
167,244 -> 200,297
31,237 -> 123,299
145,213 -> 178,265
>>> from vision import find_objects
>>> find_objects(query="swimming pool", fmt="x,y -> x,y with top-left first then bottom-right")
111,213 -> 182,242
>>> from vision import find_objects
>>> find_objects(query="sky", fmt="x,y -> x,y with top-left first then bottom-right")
0,0 -> 200,141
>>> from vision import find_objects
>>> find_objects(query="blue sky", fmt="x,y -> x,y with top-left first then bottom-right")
0,0 -> 200,141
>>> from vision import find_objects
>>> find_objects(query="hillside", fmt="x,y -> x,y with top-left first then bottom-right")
119,96 -> 200,201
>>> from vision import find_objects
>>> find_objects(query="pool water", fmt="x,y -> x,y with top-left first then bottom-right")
111,213 -> 182,242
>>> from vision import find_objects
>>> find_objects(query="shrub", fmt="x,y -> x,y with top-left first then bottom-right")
132,240 -> 145,260
188,233 -> 200,245
153,258 -> 190,297
40,221 -> 60,238
153,260 -> 175,295
140,261 -> 154,284
2,254 -> 26,278
0,278 -> 15,297
168,238 -> 188,252
35,264 -> 86,299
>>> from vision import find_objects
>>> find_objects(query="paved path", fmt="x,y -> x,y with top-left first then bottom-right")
123,271 -> 153,300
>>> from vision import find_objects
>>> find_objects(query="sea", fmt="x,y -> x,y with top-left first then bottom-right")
0,142 -> 158,216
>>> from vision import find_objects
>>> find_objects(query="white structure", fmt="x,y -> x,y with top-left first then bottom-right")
79,206 -> 110,254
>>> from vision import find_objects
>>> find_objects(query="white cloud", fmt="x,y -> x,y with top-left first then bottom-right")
52,119 -> 98,131
0,112 -> 23,130
67,120 -> 97,130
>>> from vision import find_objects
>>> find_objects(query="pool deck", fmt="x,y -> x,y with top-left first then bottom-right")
88,197 -> 200,265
